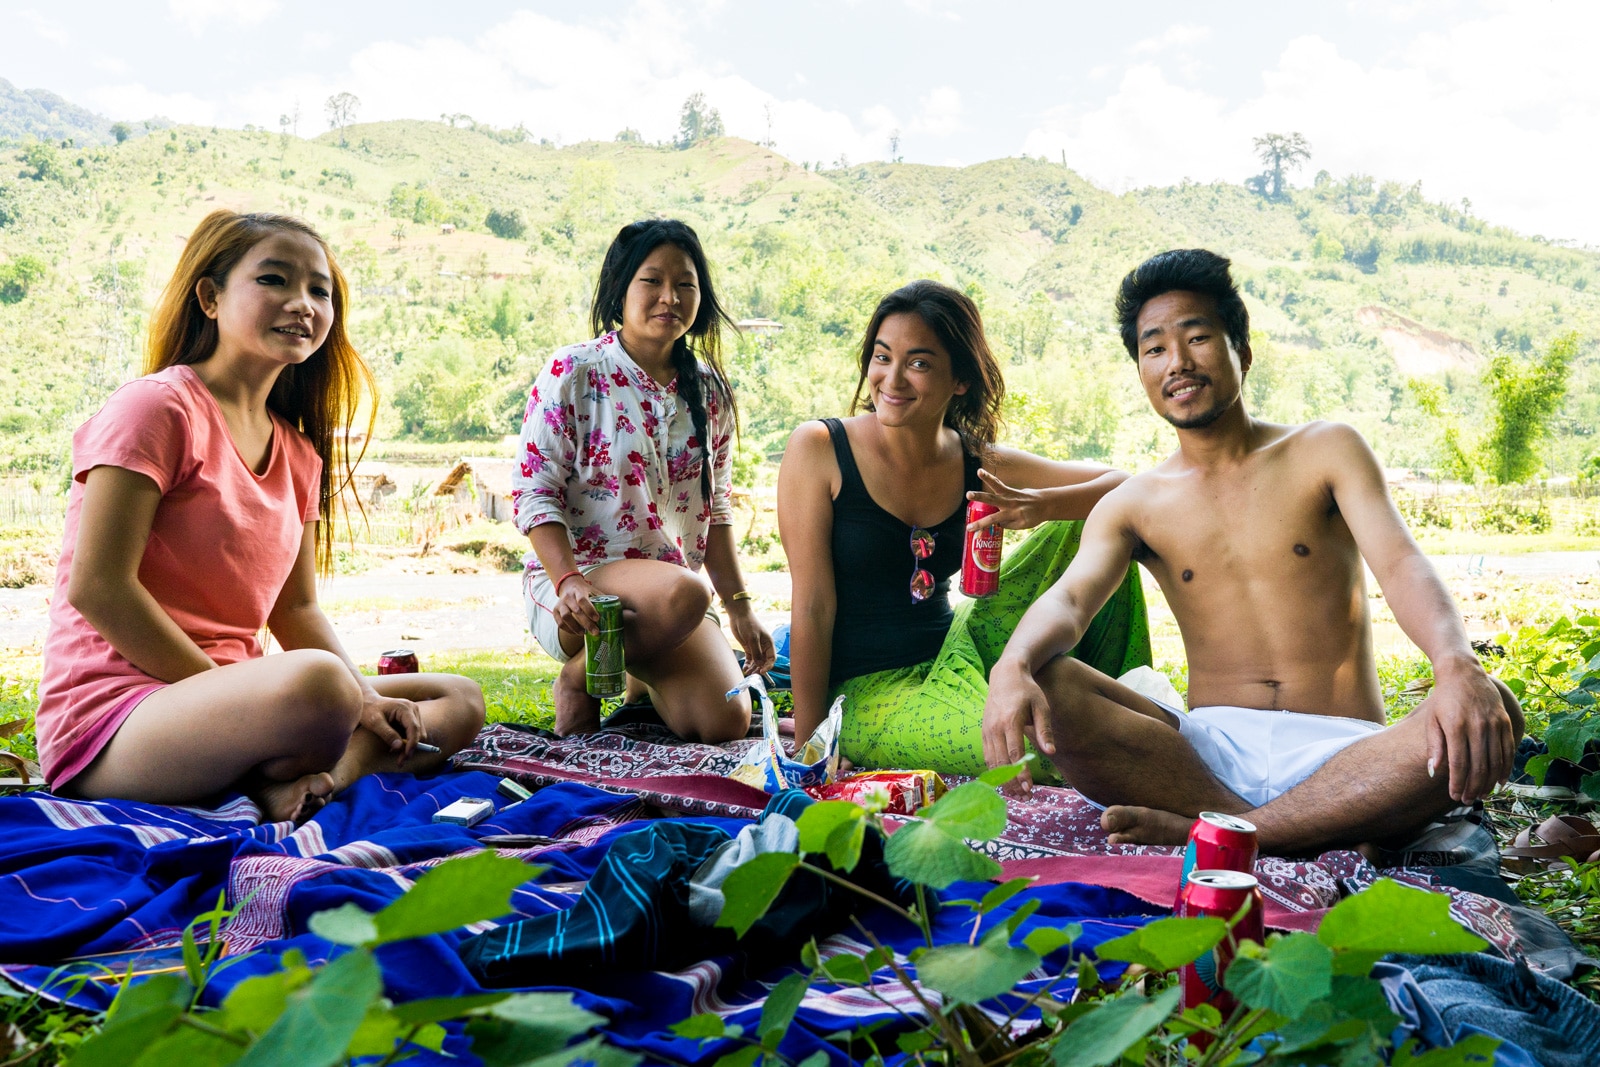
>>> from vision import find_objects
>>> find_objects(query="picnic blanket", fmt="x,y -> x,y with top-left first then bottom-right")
454,723 -> 1531,958
0,720 -> 1580,1065
0,771 -> 1162,1066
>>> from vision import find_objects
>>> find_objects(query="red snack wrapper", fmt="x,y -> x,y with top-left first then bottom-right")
807,770 -> 948,815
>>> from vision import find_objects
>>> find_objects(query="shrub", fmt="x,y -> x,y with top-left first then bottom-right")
485,207 -> 526,240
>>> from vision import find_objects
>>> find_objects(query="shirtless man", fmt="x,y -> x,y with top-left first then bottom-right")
981,248 -> 1522,853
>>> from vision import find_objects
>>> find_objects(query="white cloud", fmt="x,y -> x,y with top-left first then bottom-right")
1023,2 -> 1600,245
167,0 -> 281,34
1129,23 -> 1211,55
910,86 -> 964,137
83,83 -> 220,124
18,9 -> 70,46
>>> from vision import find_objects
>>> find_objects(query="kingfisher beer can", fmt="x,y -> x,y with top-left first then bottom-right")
585,594 -> 626,698
377,648 -> 419,675
1176,812 -> 1258,908
961,501 -> 1002,598
1177,870 -> 1265,1026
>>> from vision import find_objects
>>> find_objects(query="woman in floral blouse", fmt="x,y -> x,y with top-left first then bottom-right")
513,219 -> 774,739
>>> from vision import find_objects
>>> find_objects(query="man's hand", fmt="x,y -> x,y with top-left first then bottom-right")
1420,660 -> 1516,803
728,601 -> 776,676
361,689 -> 426,766
967,469 -> 1047,531
982,658 -> 1057,794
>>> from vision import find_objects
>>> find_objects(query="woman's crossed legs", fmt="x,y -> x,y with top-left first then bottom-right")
69,650 -> 485,824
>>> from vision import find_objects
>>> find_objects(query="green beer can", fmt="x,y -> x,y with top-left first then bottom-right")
585,594 -> 626,698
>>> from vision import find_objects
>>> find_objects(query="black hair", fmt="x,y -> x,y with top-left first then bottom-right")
590,219 -> 738,501
1114,249 -> 1250,360
850,280 -> 1005,456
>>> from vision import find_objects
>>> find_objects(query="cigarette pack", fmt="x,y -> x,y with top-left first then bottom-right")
433,797 -> 494,827
495,778 -> 534,802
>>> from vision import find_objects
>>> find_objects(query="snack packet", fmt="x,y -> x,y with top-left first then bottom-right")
728,675 -> 842,792
808,770 -> 947,816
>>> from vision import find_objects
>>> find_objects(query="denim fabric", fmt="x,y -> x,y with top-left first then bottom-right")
1379,953 -> 1600,1067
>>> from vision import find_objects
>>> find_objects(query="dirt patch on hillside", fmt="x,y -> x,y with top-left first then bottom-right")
1357,305 -> 1482,377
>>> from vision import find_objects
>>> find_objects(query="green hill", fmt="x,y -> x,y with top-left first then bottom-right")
0,117 -> 1595,477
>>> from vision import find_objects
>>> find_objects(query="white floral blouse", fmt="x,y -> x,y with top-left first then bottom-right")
512,331 -> 734,577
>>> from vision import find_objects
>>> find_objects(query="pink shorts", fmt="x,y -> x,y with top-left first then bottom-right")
49,683 -> 165,791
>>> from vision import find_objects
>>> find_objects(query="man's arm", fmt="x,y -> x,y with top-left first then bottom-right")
1321,423 -> 1514,802
982,484 -> 1141,785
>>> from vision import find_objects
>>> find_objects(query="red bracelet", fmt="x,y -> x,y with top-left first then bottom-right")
553,569 -> 584,593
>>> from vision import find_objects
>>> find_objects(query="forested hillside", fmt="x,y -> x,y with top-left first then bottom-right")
1,117 -> 1595,480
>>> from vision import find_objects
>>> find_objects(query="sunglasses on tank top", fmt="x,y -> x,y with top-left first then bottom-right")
909,526 -> 936,603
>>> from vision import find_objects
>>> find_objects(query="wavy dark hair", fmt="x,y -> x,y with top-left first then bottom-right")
850,280 -> 1004,453
1114,248 -> 1250,360
590,219 -> 737,501
146,210 -> 374,575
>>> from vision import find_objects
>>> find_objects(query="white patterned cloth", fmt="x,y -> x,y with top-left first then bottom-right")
512,330 -> 734,576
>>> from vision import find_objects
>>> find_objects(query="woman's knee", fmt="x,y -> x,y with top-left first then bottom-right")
279,650 -> 362,732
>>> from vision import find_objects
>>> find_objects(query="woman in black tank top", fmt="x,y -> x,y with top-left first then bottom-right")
776,281 -> 1153,777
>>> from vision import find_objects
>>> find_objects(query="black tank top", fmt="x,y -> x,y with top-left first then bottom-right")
823,418 -> 982,686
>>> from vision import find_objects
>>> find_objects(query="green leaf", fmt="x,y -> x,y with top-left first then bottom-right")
72,975 -> 190,1067
390,992 -> 512,1026
506,1034 -> 642,1067
374,851 -> 543,945
1094,916 -> 1227,971
925,781 -> 1009,841
712,1047 -> 762,1067
795,801 -> 863,855
1049,986 -> 1182,1067
1023,924 -> 1081,958
670,1013 -> 729,1039
1581,772 -> 1600,800
307,902 -> 380,947
345,1005 -> 406,1058
1524,753 -> 1556,787
1546,714 -> 1593,763
897,1030 -> 935,1053
884,820 -> 1002,888
978,759 -> 1029,787
1504,677 -> 1526,698
1317,879 -> 1487,975
821,953 -> 871,985
220,967 -> 310,1035
235,948 -> 382,1067
759,974 -> 809,1041
715,852 -> 800,937
126,1026 -> 249,1067
996,897 -> 1041,939
976,877 -> 1036,915
1224,934 -> 1334,1016
824,816 -> 866,873
916,927 -> 1040,1005
1392,1033 -> 1501,1065
796,1052 -> 831,1067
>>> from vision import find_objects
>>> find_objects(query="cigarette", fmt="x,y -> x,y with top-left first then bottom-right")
414,741 -> 441,754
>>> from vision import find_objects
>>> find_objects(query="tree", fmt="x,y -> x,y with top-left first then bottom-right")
614,127 -> 643,143
0,255 -> 46,304
1480,331 -> 1577,484
676,92 -> 724,149
110,122 -> 130,144
1251,132 -> 1310,200
485,207 -> 526,240
888,129 -> 902,163
325,92 -> 360,145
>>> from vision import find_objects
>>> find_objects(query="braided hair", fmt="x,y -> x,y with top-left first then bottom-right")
590,220 -> 738,501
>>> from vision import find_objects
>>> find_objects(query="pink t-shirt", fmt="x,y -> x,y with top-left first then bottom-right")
36,365 -> 322,786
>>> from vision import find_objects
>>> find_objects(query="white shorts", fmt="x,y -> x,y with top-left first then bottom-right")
522,566 -> 720,664
1164,703 -> 1385,808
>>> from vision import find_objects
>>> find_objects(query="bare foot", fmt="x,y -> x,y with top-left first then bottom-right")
255,772 -> 336,825
1101,804 -> 1195,846
553,656 -> 601,736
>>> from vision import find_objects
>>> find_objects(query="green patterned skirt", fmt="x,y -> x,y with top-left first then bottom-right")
834,520 -> 1151,778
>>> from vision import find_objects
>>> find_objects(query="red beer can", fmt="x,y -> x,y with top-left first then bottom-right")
961,501 -> 1002,598
1176,811 -> 1258,908
1177,870 -> 1265,1029
377,648 -> 420,675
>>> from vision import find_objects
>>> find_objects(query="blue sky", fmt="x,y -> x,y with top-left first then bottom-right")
5,0 -> 1596,244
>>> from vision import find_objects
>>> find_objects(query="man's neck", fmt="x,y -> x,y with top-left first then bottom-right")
1172,403 -> 1260,469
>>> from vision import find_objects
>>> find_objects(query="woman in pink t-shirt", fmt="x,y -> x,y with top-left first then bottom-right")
37,211 -> 485,823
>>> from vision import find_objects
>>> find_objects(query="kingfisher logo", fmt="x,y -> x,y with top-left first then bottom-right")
969,528 -> 1002,572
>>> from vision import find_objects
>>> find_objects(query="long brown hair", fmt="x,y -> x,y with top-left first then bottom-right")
850,280 -> 1005,453
145,211 -> 375,574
